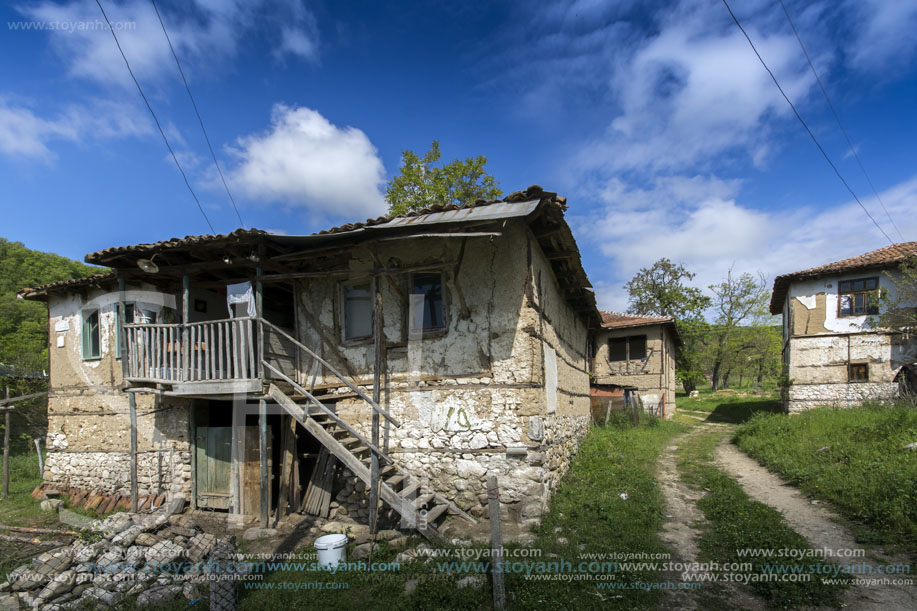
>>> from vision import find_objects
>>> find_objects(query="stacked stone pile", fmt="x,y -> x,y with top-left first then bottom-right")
0,508 -> 233,610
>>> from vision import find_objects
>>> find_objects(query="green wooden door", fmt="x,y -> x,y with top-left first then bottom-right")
195,426 -> 232,509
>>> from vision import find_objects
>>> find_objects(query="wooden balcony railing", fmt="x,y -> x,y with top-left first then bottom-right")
124,317 -> 261,383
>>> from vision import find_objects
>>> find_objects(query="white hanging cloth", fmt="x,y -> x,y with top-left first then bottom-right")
226,282 -> 256,318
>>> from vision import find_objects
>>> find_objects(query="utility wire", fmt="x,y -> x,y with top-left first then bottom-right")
778,0 -> 904,241
720,0 -> 894,245
94,0 -> 216,234
151,0 -> 245,229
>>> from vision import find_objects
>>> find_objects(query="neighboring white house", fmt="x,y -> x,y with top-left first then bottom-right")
770,242 -> 917,412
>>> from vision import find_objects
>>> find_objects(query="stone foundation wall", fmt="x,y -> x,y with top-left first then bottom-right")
42,450 -> 192,498
787,382 -> 899,412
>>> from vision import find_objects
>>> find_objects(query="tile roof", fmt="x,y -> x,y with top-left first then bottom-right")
599,311 -> 674,328
18,272 -> 117,301
770,241 -> 917,314
598,311 -> 682,345
83,185 -> 558,265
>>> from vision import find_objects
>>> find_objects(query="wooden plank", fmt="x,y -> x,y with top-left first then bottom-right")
128,392 -> 138,513
242,426 -> 265,517
2,387 -> 8,501
274,415 -> 291,525
259,399 -> 268,528
170,379 -> 262,396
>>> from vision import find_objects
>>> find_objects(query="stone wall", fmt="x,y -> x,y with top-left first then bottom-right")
313,223 -> 591,524
787,382 -> 899,412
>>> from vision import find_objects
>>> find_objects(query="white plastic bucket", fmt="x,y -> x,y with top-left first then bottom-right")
314,534 -> 348,567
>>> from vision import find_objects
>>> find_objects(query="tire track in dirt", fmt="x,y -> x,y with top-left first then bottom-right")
657,423 -> 766,610
716,437 -> 917,610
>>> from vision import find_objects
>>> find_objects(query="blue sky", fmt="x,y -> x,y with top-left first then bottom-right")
2,0 -> 916,311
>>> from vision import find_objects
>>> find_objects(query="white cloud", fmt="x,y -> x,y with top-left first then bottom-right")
18,0 -> 320,88
846,0 -> 917,71
577,173 -> 917,314
225,105 -> 387,219
0,97 -> 149,161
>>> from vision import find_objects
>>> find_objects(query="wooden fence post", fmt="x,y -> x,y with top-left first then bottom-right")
2,387 -> 9,500
129,391 -> 138,513
34,438 -> 43,476
487,475 -> 506,611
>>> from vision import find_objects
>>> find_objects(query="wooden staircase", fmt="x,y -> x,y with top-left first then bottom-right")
266,381 -> 475,544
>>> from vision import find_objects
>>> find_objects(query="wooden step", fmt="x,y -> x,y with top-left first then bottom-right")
423,504 -> 448,522
413,492 -> 434,508
385,474 -> 405,488
401,480 -> 422,498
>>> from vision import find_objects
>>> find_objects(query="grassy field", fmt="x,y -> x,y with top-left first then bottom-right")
0,452 -> 62,576
735,403 -> 917,550
238,418 -> 686,610
676,426 -> 847,608
677,387 -> 783,424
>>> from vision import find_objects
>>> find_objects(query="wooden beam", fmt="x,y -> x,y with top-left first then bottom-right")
2,387 -> 9,500
369,284 -> 383,535
128,392 -> 138,513
259,399 -> 269,528
0,391 -> 48,407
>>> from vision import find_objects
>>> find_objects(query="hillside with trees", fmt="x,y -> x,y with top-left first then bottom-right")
0,238 -> 100,375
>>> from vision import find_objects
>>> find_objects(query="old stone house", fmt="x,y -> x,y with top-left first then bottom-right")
590,312 -> 679,419
20,186 -> 599,541
770,242 -> 917,412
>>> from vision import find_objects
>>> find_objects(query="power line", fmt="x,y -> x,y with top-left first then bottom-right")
150,0 -> 245,229
720,0 -> 894,246
94,0 -> 216,234
778,0 -> 904,241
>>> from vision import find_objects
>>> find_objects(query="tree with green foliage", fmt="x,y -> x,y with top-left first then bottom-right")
0,238 -> 100,373
707,269 -> 771,391
624,258 -> 712,393
385,140 -> 502,216
874,257 -> 917,337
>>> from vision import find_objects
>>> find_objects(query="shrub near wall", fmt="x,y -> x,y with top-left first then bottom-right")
735,404 -> 917,547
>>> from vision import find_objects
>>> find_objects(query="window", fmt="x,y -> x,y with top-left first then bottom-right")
848,363 -> 869,382
342,282 -> 372,341
81,307 -> 101,360
608,335 -> 647,361
410,273 -> 445,332
838,277 -> 879,317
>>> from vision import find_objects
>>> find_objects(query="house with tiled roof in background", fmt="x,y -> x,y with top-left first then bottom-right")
770,242 -> 917,412
589,311 -> 681,420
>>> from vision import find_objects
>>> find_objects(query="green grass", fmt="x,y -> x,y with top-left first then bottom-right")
677,388 -> 782,424
735,403 -> 917,550
238,419 -> 686,610
677,429 -> 846,609
0,451 -> 60,576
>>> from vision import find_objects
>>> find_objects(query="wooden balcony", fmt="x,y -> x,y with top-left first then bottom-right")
123,317 -> 295,396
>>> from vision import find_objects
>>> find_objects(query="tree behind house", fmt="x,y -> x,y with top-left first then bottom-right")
707,270 -> 771,392
624,258 -> 711,393
385,140 -> 502,216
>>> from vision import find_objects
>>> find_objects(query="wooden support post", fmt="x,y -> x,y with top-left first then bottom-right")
182,275 -> 190,382
128,392 -> 138,513
230,398 -> 239,516
259,399 -> 269,528
2,387 -> 9,500
487,475 -> 506,611
189,400 -> 197,510
256,265 -> 263,379
34,439 -> 43,477
369,284 -> 382,535
118,275 -> 127,382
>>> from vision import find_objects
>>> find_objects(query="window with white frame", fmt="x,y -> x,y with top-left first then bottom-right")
81,307 -> 101,360
342,281 -> 373,341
